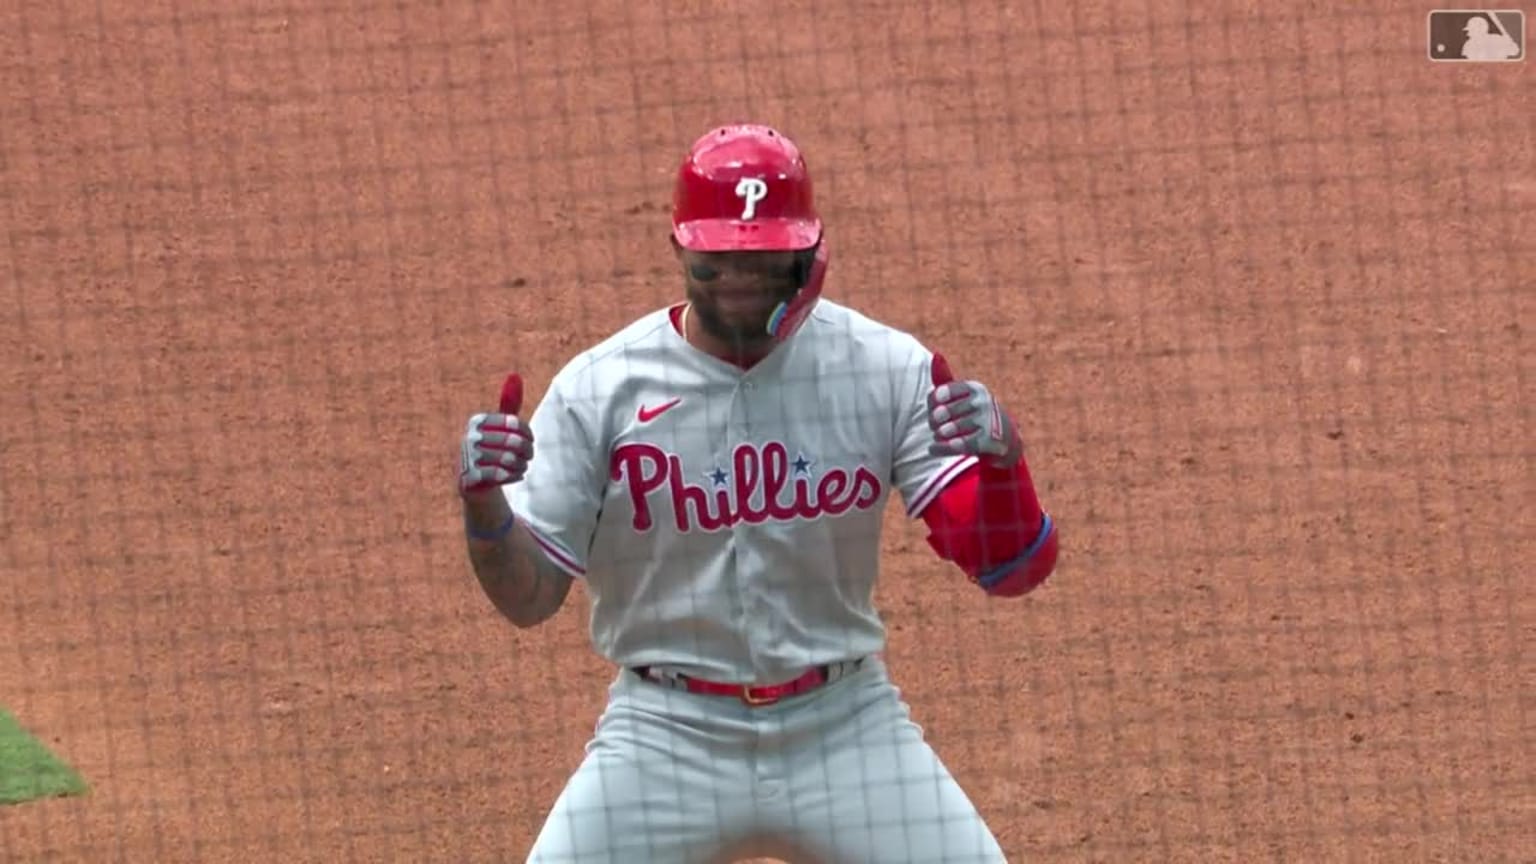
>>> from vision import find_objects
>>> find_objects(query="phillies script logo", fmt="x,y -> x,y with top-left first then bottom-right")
610,441 -> 883,533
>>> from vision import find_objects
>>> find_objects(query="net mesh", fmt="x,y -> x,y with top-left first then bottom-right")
1,0 -> 1530,861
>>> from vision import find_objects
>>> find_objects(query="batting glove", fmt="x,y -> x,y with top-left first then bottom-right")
927,353 -> 1024,469
458,373 -> 533,499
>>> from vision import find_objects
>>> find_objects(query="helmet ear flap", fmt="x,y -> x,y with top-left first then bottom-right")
792,245 -> 818,288
766,239 -> 827,343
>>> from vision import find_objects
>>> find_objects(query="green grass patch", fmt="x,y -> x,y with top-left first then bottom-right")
0,707 -> 88,805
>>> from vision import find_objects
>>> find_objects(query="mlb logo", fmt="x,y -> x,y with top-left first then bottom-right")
1428,10 -> 1525,61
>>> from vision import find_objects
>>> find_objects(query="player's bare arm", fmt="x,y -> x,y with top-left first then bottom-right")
457,372 -> 573,628
462,493 -> 572,628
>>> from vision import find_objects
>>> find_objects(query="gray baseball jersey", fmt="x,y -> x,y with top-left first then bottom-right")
504,298 -> 975,683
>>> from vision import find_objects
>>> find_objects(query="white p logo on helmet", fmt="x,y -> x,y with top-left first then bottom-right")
735,177 -> 769,220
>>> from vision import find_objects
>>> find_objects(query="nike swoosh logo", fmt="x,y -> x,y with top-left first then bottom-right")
637,397 -> 683,423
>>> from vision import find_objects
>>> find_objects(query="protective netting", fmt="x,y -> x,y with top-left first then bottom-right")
1,1 -> 1530,861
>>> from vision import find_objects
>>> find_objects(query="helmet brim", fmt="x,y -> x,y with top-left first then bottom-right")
673,218 -> 822,252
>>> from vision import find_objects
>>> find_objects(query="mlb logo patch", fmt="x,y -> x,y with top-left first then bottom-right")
1428,10 -> 1525,61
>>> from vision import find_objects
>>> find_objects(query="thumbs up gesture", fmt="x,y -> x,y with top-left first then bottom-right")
458,372 -> 535,500
926,353 -> 1024,469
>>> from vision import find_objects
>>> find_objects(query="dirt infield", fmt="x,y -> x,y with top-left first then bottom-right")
1,1 -> 1529,861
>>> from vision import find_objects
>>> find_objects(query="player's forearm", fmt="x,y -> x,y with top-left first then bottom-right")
463,495 -> 572,628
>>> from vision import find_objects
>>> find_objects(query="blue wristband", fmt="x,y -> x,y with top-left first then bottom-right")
977,512 -> 1054,589
466,511 -> 516,543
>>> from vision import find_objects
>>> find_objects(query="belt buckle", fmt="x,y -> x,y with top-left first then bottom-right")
740,685 -> 779,707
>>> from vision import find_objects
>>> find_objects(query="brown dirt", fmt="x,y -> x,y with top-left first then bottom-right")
1,1 -> 1530,862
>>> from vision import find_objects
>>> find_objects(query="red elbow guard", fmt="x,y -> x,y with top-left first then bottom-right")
980,513 -> 1058,597
922,458 -> 1058,596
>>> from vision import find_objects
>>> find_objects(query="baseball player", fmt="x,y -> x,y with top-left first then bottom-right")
458,124 -> 1059,863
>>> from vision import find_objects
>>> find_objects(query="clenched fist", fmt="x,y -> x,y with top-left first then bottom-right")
926,353 -> 1024,469
458,373 -> 534,500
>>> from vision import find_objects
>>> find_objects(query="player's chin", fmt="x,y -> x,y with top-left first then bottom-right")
710,288 -> 778,317
696,306 -> 773,344
720,315 -> 776,344
693,296 -> 767,329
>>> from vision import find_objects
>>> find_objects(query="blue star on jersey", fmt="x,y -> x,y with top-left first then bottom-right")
706,466 -> 729,487
792,452 -> 814,476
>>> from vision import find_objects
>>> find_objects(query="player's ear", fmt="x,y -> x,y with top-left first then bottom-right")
669,234 -> 683,260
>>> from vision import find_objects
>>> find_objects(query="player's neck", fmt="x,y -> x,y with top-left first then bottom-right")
679,303 -> 772,369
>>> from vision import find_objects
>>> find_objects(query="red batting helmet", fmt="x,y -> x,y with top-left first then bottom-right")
671,124 -> 823,252
672,123 -> 829,342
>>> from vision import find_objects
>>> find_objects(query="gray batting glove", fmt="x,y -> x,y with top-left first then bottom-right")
458,373 -> 533,499
927,352 -> 1024,469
